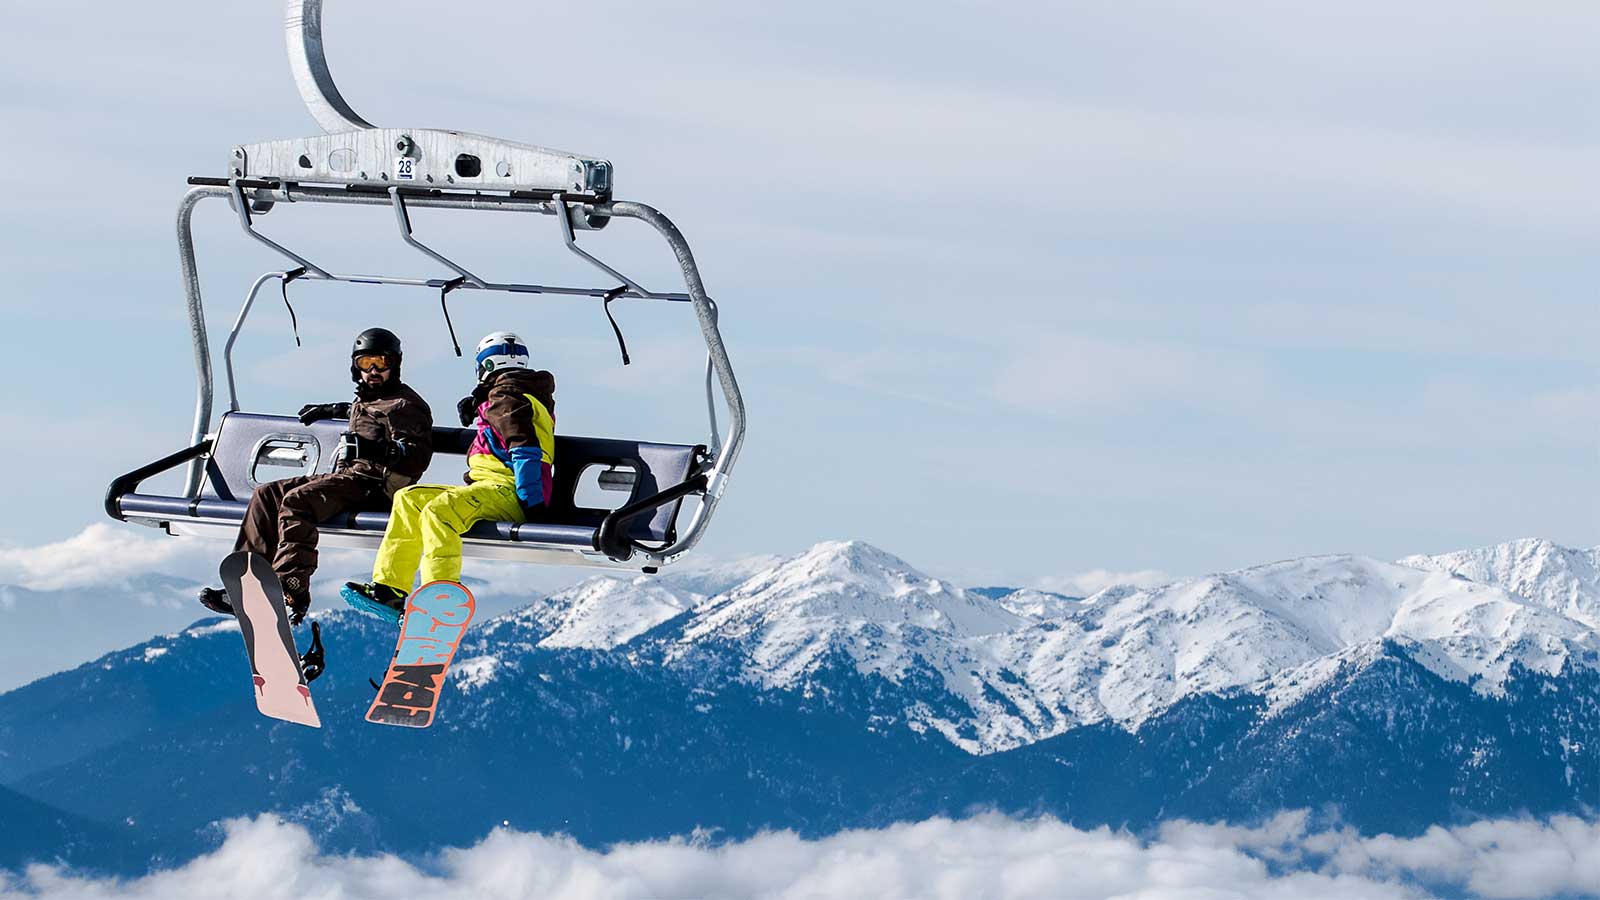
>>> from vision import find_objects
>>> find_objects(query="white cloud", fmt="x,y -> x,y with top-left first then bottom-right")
7,812 -> 1600,900
0,525 -> 214,592
1035,568 -> 1174,596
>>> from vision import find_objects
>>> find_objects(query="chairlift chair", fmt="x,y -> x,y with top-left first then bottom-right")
104,0 -> 746,572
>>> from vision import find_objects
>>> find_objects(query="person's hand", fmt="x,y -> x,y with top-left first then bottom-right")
298,403 -> 344,425
456,396 -> 478,427
387,439 -> 409,464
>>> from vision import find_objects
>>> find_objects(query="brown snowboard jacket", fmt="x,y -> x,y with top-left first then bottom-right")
329,381 -> 434,495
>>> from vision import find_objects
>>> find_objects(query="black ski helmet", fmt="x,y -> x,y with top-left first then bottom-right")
350,327 -> 403,382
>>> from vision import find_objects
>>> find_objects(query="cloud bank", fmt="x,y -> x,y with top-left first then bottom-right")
5,811 -> 1599,900
0,525 -> 215,592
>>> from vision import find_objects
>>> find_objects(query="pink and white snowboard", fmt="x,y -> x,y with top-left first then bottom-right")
220,551 -> 320,728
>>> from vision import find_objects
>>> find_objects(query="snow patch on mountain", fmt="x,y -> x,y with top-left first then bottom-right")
538,577 -> 700,650
987,588 -> 1081,621
1400,538 -> 1600,629
186,619 -> 239,637
452,655 -> 502,692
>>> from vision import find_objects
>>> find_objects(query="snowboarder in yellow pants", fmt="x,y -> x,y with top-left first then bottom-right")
342,331 -> 556,621
372,482 -> 525,587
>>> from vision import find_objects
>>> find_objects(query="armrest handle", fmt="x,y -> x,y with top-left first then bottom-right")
104,439 -> 215,521
592,473 -> 709,562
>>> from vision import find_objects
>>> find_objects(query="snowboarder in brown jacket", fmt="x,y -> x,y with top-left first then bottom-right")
197,327 -> 434,624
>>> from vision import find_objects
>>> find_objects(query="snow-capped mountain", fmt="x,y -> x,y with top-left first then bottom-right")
544,541 -> 1597,754
1,537 -> 1595,872
666,541 -> 1035,750
997,554 -> 1599,735
1400,537 -> 1600,629
528,576 -> 699,650
677,541 -> 1024,666
461,539 -> 1600,754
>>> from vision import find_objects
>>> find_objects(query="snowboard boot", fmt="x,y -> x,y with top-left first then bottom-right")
340,581 -> 408,624
198,586 -> 234,616
280,574 -> 311,626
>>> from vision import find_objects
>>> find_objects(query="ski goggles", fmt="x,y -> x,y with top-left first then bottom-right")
354,354 -> 393,372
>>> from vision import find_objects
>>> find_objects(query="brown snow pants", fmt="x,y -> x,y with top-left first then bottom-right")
234,472 -> 381,609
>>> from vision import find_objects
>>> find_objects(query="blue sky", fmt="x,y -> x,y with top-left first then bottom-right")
0,0 -> 1594,587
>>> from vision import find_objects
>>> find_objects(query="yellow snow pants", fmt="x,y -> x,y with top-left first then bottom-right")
371,481 -> 523,589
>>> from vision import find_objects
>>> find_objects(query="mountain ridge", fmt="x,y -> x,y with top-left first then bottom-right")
0,536 -> 1594,871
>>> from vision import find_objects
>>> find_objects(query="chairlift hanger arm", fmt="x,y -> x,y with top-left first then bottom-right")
554,196 -> 647,296
286,0 -> 373,133
389,187 -> 486,287
229,179 -> 331,278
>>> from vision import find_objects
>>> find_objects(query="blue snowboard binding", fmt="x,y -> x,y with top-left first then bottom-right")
340,582 -> 407,624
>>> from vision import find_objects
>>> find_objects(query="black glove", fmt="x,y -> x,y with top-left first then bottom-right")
298,402 -> 350,425
457,395 -> 478,427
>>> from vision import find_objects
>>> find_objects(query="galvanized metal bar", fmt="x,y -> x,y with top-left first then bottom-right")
177,186 -> 229,497
389,188 -> 487,287
554,198 -> 648,295
286,0 -> 374,133
220,184 -> 686,300
604,202 -> 746,565
229,180 -> 331,277
702,297 -> 723,458
282,270 -> 689,302
276,182 -> 566,213
224,272 -> 296,413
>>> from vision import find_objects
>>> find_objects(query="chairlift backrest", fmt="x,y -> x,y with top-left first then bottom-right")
203,412 -> 703,543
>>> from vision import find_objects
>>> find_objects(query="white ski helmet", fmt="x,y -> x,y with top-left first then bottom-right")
475,331 -> 531,381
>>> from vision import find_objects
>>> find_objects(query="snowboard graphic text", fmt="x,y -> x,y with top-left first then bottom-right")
366,581 -> 475,727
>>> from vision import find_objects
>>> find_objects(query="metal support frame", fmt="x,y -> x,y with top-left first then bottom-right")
229,180 -> 330,277
286,0 -> 373,133
223,271 -> 299,413
175,182 -> 745,567
389,187 -> 486,287
154,0 -> 744,567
